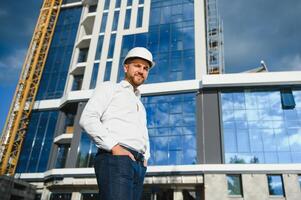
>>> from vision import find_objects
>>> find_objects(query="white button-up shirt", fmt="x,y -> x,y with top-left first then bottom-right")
79,80 -> 150,160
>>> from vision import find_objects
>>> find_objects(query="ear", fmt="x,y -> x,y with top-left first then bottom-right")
124,64 -> 129,73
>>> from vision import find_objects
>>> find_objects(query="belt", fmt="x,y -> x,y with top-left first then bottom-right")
98,146 -> 145,163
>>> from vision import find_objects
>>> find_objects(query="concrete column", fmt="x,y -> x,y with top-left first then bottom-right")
242,174 -> 269,200
283,174 -> 301,200
40,188 -> 51,200
173,190 -> 183,200
204,174 -> 228,200
71,191 -> 81,200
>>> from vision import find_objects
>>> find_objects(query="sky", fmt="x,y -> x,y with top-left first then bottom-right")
219,0 -> 301,73
0,1 -> 43,133
1,0 -> 301,133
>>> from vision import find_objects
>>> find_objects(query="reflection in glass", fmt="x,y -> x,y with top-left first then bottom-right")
55,144 -> 70,168
267,175 -> 285,196
221,88 -> 301,164
142,93 -> 196,165
90,63 -> 99,89
104,62 -> 112,81
16,111 -> 58,173
227,175 -> 243,196
100,13 -> 108,33
77,133 -> 97,168
119,0 -> 195,83
36,7 -> 81,100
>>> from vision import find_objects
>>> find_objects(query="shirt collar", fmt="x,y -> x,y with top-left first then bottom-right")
120,80 -> 141,98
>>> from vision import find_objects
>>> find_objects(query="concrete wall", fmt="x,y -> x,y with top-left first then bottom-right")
204,173 -> 301,200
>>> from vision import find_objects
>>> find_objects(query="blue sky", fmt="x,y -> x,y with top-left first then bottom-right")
0,1 -> 43,132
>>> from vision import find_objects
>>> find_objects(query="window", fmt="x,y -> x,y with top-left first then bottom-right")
72,74 -> 83,91
221,88 -> 301,164
124,9 -> 131,29
50,193 -> 71,200
108,34 -> 116,58
127,0 -> 132,6
16,111 -> 58,173
115,0 -> 121,8
104,62 -> 112,81
78,48 -> 89,63
55,144 -> 70,168
63,113 -> 75,133
100,13 -> 108,33
136,7 -> 143,27
81,193 -> 99,200
227,175 -> 243,196
299,175 -> 301,189
104,0 -> 110,10
95,35 -> 104,60
36,7 -> 82,100
142,93 -> 196,166
76,133 -> 97,167
90,63 -> 99,89
281,89 -> 296,109
267,175 -> 285,196
112,11 -> 120,31
88,5 -> 97,13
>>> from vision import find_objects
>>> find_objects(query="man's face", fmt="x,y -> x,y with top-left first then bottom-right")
124,58 -> 150,88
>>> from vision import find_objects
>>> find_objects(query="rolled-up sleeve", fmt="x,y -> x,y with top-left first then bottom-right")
79,82 -> 118,151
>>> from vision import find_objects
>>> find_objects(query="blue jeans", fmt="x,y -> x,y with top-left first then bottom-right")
94,151 -> 147,200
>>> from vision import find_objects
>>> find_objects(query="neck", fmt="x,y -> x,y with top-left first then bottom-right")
124,78 -> 137,91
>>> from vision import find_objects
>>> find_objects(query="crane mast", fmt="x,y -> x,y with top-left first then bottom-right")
0,0 -> 63,175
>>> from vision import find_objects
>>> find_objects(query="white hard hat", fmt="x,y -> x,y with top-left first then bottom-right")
123,47 -> 155,68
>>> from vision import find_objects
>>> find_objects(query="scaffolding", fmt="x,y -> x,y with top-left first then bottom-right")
206,0 -> 224,74
0,0 -> 63,175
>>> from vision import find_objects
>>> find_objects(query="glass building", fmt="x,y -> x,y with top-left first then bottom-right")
11,0 -> 301,199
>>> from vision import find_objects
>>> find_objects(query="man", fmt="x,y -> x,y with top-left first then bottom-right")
79,47 -> 154,200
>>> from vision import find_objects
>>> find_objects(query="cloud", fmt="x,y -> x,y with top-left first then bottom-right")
0,9 -> 8,17
217,0 -> 301,73
275,54 -> 301,71
0,49 -> 27,87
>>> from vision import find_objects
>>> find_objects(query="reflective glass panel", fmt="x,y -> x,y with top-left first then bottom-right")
36,7 -> 81,100
221,88 -> 301,164
267,175 -> 285,196
76,132 -> 97,168
16,111 -> 58,173
90,63 -> 99,89
227,175 -> 243,196
118,0 -> 195,83
142,93 -> 196,165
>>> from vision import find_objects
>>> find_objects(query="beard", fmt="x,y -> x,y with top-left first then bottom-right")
125,73 -> 145,88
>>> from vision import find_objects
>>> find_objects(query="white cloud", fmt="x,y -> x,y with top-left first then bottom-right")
0,9 -> 8,17
277,54 -> 301,71
0,49 -> 27,87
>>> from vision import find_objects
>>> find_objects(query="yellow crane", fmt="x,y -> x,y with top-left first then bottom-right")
0,0 -> 63,175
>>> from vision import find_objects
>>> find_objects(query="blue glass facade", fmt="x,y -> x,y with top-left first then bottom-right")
79,93 -> 196,167
221,88 -> 301,164
36,7 -> 81,100
76,132 -> 97,168
90,63 -> 99,89
118,0 -> 195,83
16,111 -> 58,173
142,93 -> 196,165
